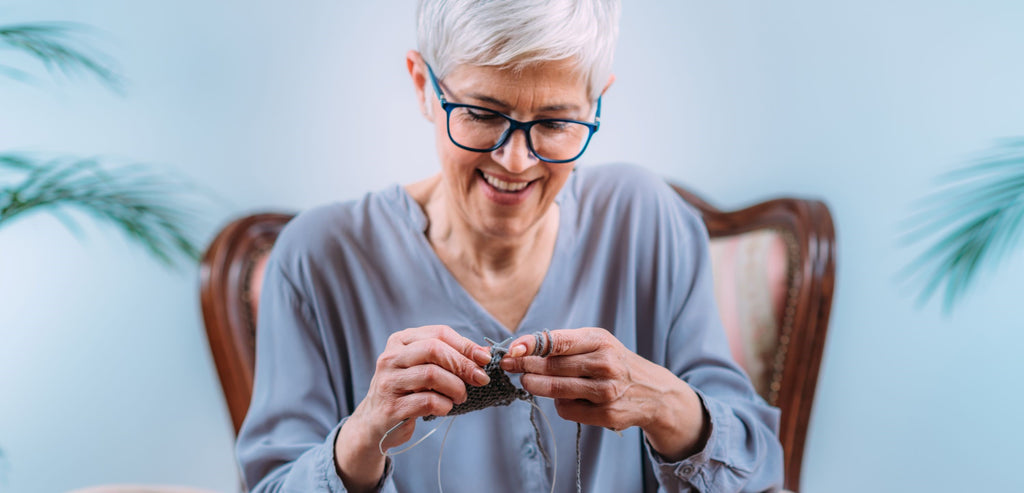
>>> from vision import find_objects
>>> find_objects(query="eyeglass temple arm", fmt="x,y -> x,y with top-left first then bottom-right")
425,63 -> 448,105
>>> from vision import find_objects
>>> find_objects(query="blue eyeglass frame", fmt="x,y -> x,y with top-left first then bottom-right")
425,64 -> 601,164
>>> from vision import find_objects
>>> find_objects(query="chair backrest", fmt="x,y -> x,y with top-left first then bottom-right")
199,183 -> 835,492
200,212 -> 293,434
671,186 -> 835,492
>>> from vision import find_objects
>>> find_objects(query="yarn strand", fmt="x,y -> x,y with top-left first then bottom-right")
436,416 -> 458,493
529,397 -> 552,469
575,423 -> 582,493
379,417 -> 444,457
525,397 -> 559,493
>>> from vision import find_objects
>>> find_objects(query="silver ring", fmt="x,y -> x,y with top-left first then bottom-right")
540,329 -> 553,357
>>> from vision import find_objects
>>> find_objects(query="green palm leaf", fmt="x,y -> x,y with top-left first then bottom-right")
901,138 -> 1024,311
0,22 -> 122,91
0,154 -> 203,267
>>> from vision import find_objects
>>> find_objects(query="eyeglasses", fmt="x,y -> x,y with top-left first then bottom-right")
426,64 -> 601,164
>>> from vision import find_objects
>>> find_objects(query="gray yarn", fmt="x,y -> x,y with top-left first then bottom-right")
423,337 -> 531,421
530,403 -> 552,468
575,423 -> 582,492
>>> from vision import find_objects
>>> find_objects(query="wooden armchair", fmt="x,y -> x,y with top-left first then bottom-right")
199,213 -> 293,432
198,184 -> 835,492
671,187 -> 835,492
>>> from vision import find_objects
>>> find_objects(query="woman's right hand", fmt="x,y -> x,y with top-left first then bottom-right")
333,325 -> 492,491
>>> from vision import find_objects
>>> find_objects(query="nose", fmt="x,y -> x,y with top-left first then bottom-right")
490,127 -> 538,174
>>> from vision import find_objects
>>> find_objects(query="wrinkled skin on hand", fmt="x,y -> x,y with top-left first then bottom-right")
500,327 -> 710,461
334,325 -> 492,492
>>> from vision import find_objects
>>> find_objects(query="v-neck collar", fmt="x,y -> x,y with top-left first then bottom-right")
385,173 -> 578,338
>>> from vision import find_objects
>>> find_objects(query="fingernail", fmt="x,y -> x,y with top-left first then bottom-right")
474,348 -> 491,364
473,368 -> 490,386
508,343 -> 527,358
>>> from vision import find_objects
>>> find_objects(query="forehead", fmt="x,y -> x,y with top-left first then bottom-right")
443,59 -> 590,110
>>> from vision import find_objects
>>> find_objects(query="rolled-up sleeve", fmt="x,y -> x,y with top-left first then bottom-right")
643,388 -> 782,492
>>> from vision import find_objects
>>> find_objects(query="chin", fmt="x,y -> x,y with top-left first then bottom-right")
468,189 -> 551,240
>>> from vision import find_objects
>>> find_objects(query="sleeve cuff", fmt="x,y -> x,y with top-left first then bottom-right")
642,387 -> 727,489
322,418 -> 395,492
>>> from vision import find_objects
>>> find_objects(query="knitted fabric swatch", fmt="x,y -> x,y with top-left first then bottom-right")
424,337 -> 530,421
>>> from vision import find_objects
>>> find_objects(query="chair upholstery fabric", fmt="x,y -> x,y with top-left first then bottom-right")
709,229 -> 792,403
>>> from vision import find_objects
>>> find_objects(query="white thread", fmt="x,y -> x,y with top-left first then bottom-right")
436,416 -> 457,492
379,417 -> 445,457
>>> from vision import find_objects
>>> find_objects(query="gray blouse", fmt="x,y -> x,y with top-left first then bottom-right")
236,164 -> 784,492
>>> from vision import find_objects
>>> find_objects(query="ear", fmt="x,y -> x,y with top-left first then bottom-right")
406,50 -> 434,122
600,73 -> 616,97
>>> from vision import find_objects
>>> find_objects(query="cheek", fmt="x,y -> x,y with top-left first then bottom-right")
435,136 -> 484,186
545,165 -> 575,190
430,109 -> 487,175
432,113 -> 449,150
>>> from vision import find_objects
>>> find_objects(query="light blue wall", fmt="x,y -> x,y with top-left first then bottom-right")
2,1 -> 1022,492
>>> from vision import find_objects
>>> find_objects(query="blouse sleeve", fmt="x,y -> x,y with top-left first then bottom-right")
643,183 -> 785,492
234,255 -> 396,492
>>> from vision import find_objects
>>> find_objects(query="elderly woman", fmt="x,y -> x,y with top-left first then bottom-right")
236,1 -> 783,492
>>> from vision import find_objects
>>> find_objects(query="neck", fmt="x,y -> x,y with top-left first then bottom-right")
407,174 -> 559,280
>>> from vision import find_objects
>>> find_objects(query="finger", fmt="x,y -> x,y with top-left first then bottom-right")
379,416 -> 417,450
391,325 -> 492,366
389,339 -> 490,387
553,398 -> 630,431
500,353 -> 619,379
396,391 -> 455,421
520,373 -> 624,403
390,364 -> 470,404
507,327 -> 611,358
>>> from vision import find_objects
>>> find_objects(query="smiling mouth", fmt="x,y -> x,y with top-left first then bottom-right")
478,170 -> 535,193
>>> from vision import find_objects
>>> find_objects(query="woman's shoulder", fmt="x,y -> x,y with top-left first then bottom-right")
268,185 -> 413,272
574,162 -> 664,192
572,163 -> 704,232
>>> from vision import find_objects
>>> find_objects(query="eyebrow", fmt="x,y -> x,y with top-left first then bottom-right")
465,92 -> 582,114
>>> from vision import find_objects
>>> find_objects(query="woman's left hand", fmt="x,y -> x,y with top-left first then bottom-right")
500,327 -> 709,462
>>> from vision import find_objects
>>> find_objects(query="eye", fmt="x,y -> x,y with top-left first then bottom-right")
539,120 -> 571,131
465,107 -> 503,122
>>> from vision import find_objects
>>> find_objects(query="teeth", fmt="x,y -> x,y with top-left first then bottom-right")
481,172 -> 530,192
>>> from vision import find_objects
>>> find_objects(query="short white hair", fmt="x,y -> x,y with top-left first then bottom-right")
417,0 -> 621,101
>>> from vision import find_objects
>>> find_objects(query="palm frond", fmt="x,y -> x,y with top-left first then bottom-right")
0,22 -> 122,92
0,62 -> 33,82
0,153 -> 204,267
901,139 -> 1024,312
0,154 -> 37,170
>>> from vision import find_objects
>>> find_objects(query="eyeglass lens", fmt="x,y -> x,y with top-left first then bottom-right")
447,106 -> 590,162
